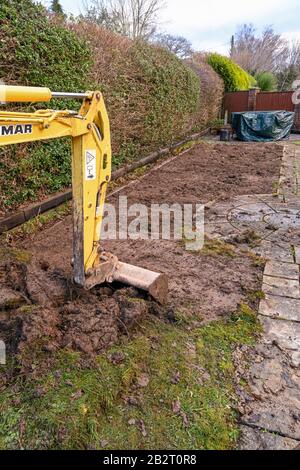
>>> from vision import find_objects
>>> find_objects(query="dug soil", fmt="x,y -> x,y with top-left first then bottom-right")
0,142 -> 283,366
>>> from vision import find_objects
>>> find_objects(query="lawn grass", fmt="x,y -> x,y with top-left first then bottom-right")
0,301 -> 261,450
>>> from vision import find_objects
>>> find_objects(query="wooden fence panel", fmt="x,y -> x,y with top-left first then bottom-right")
256,92 -> 294,111
223,91 -> 248,117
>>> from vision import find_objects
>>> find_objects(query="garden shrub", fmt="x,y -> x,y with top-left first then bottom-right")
207,53 -> 256,92
256,72 -> 277,92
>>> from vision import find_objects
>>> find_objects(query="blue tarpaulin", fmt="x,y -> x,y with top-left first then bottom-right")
232,111 -> 295,142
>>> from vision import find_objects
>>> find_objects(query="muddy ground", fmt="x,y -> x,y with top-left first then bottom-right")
0,142 -> 283,365
110,141 -> 282,206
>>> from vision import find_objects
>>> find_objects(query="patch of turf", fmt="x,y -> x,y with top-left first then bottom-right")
246,290 -> 265,302
0,247 -> 31,264
0,303 -> 261,450
243,250 -> 266,268
200,238 -> 236,257
181,236 -> 236,257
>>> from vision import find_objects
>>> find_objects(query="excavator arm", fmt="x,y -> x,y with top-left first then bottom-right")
0,86 -> 114,288
0,86 -> 167,303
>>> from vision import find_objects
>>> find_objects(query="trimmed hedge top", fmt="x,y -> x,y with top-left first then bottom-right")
207,53 -> 256,92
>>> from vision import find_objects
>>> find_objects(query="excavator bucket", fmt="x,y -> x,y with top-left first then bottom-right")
83,252 -> 168,305
112,262 -> 168,305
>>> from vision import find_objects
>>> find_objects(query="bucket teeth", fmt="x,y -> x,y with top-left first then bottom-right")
84,252 -> 119,290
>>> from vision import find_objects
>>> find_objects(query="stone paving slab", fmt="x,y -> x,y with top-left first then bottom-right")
283,195 -> 300,205
231,194 -> 263,204
227,223 -> 274,241
262,275 -> 300,298
264,210 -> 300,230
242,397 -> 300,440
264,260 -> 299,280
266,201 -> 300,211
279,147 -> 300,202
259,316 -> 300,354
238,425 -> 299,450
264,228 -> 300,245
290,351 -> 300,368
229,202 -> 276,216
240,343 -> 300,440
253,241 -> 294,262
205,195 -> 300,249
204,222 -> 236,239
259,294 -> 300,322
259,194 -> 285,204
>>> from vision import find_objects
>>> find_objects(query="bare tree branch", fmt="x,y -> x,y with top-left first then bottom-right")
153,33 -> 193,59
82,0 -> 165,39
277,40 -> 300,91
230,24 -> 289,75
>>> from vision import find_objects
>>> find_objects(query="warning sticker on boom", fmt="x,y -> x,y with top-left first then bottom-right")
85,149 -> 96,180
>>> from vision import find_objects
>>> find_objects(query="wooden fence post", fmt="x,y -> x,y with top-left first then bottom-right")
248,87 -> 260,111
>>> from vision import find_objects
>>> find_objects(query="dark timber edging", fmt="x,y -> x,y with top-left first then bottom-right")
0,129 -> 209,234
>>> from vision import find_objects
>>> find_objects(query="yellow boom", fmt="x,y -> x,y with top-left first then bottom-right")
0,86 -> 167,303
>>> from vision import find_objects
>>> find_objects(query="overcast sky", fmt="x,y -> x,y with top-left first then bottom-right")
40,0 -> 300,54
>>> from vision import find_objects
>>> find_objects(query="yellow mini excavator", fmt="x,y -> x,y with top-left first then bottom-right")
0,86 -> 167,304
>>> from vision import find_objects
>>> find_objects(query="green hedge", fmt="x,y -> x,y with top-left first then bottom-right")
0,1 -> 202,212
0,0 -> 92,212
134,43 -> 200,142
0,0 -> 91,92
207,53 -> 256,92
107,41 -> 201,166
